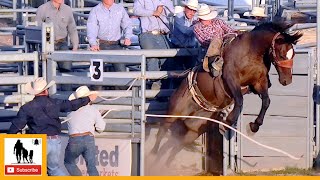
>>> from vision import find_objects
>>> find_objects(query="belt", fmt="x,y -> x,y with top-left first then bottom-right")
47,135 -> 59,139
147,30 -> 167,35
54,38 -> 66,43
99,40 -> 120,45
70,132 -> 93,137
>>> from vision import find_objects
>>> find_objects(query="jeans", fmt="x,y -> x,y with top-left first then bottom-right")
47,138 -> 68,176
55,41 -> 72,91
64,135 -> 98,176
139,33 -> 171,71
99,43 -> 126,72
55,41 -> 71,72
139,33 -> 172,89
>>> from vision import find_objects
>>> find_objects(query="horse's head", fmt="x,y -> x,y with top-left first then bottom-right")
270,31 -> 302,86
252,22 -> 303,86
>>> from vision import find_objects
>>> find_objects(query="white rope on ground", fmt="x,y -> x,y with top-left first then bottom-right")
145,114 -> 303,160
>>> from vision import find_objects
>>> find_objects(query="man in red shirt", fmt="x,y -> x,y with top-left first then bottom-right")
194,4 -> 236,76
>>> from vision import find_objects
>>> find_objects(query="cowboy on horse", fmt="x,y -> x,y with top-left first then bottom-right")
194,4 -> 237,77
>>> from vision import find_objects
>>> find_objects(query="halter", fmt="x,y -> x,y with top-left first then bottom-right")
270,32 -> 294,69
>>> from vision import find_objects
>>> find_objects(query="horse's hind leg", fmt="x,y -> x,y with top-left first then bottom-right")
153,136 -> 178,164
151,117 -> 177,154
165,130 -> 200,167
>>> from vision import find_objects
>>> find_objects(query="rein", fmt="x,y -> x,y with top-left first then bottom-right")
270,32 -> 293,69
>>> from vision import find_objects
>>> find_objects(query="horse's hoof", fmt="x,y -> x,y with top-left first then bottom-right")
246,123 -> 257,137
249,122 -> 259,133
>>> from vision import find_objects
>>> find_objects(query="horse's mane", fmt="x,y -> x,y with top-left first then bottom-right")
252,21 -> 303,44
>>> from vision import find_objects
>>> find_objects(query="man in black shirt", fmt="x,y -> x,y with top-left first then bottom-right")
8,78 -> 97,176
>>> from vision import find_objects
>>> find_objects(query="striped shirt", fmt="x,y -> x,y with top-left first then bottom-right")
194,18 -> 236,47
67,105 -> 106,135
87,3 -> 133,46
133,0 -> 174,33
36,1 -> 79,49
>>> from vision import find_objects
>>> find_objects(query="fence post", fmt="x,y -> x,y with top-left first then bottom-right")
140,55 -> 146,176
206,122 -> 224,175
47,58 -> 57,95
132,87 -> 138,138
315,0 -> 320,170
41,22 -> 54,54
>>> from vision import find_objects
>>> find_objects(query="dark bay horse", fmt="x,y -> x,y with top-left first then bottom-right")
150,22 -> 302,166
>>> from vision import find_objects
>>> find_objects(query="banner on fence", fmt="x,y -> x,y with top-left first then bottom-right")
60,137 -> 132,176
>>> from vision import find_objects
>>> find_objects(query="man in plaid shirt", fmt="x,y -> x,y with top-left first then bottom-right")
194,4 -> 237,76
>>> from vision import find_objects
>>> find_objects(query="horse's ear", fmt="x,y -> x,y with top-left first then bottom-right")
273,20 -> 295,31
290,31 -> 303,45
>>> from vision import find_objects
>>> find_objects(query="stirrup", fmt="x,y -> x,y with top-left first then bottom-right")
210,56 -> 223,77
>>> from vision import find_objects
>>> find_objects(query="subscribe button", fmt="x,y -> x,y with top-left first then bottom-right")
5,165 -> 42,175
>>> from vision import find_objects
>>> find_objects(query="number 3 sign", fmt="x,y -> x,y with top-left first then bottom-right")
90,59 -> 103,81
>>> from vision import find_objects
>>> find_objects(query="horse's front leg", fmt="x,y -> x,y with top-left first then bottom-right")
249,83 -> 270,133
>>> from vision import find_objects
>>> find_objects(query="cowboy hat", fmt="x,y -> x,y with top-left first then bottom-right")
223,10 -> 240,18
198,4 -> 218,20
181,0 -> 198,11
69,86 -> 98,100
174,6 -> 185,16
25,77 -> 55,95
244,7 -> 267,17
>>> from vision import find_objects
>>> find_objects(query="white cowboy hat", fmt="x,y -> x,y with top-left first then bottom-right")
244,7 -> 267,17
174,6 -> 185,16
69,86 -> 98,100
223,10 -> 240,18
181,0 -> 199,11
198,4 -> 218,20
25,77 -> 55,95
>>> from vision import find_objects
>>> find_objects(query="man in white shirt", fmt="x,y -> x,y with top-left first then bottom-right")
64,86 -> 106,176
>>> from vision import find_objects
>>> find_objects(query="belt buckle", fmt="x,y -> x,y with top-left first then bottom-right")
151,30 -> 160,35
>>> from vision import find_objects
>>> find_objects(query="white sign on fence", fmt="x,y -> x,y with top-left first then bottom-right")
76,138 -> 132,176
60,136 -> 132,176
90,59 -> 104,82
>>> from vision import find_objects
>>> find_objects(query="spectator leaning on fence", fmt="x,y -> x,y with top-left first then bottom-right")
64,86 -> 106,176
194,4 -> 237,77
133,0 -> 174,89
87,0 -> 133,90
87,0 -> 133,71
172,0 -> 198,49
36,0 -> 78,76
171,0 -> 199,70
7,78 -> 97,176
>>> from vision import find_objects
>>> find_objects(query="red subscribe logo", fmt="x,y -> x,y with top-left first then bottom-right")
5,165 -> 41,175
